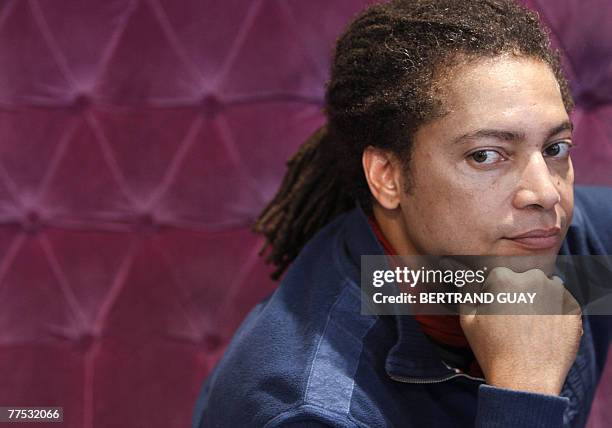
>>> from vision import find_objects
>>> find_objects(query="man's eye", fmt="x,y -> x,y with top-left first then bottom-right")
469,150 -> 504,165
544,141 -> 572,158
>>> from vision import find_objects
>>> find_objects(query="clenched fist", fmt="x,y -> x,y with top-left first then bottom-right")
460,267 -> 583,395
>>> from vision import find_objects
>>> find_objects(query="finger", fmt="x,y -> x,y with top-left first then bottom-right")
459,301 -> 478,317
562,287 -> 582,316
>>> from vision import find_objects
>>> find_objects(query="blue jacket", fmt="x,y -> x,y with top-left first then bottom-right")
193,186 -> 612,428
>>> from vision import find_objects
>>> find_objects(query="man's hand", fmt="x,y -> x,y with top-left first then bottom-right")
459,267 -> 582,396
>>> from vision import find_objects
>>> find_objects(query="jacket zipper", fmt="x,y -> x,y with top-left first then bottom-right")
388,365 -> 485,384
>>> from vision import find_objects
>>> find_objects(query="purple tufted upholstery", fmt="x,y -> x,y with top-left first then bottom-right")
0,1 -> 609,427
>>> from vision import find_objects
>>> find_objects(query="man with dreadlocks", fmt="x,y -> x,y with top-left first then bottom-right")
193,0 -> 612,427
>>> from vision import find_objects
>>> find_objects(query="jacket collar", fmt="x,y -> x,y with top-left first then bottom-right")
339,204 -> 455,380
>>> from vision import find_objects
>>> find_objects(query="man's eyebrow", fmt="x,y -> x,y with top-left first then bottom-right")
452,120 -> 574,145
545,120 -> 573,140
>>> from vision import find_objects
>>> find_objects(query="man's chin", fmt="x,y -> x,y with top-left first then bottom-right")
489,240 -> 561,275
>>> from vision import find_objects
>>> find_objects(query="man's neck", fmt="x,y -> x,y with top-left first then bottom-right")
371,204 -> 418,256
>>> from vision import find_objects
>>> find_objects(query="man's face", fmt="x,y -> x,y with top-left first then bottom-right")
397,55 -> 574,256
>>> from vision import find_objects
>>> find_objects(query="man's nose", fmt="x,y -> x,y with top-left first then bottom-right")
513,152 -> 561,211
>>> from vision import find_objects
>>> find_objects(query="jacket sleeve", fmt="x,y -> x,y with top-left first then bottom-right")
475,384 -> 569,428
572,186 -> 612,255
571,186 -> 612,364
263,404 -> 361,428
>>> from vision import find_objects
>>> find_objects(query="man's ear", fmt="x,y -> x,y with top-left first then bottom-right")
362,146 -> 402,210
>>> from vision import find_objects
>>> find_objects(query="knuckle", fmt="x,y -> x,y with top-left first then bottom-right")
489,266 -> 513,281
524,268 -> 547,281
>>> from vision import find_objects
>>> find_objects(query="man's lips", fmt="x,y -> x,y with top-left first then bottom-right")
505,228 -> 562,250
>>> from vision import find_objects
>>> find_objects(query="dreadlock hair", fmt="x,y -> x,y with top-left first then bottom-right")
254,0 -> 574,279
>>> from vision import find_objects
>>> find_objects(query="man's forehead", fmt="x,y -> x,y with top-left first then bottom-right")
423,56 -> 569,139
440,55 -> 564,108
